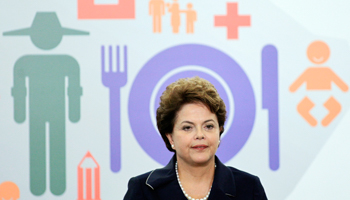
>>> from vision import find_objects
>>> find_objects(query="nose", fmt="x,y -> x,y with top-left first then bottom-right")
195,129 -> 205,139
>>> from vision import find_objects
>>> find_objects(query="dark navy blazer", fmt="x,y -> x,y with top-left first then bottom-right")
124,155 -> 268,200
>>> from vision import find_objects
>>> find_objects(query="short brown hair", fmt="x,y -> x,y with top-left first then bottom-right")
156,77 -> 227,152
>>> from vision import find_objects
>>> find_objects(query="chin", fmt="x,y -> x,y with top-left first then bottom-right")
191,155 -> 214,164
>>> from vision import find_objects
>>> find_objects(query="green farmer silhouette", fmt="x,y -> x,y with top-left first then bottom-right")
3,12 -> 88,196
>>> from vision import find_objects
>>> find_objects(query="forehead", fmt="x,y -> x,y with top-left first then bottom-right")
175,103 -> 217,123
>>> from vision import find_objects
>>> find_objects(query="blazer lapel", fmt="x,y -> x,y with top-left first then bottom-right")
146,155 -> 176,189
156,179 -> 187,200
209,156 -> 236,199
146,155 -> 187,200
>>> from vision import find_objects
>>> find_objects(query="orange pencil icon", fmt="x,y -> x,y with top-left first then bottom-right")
77,151 -> 101,200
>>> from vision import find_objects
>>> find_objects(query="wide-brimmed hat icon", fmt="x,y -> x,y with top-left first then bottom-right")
3,12 -> 89,50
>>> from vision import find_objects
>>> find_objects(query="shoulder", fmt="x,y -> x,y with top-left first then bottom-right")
124,156 -> 178,200
227,166 -> 260,182
127,169 -> 155,188
124,171 -> 154,200
129,170 -> 154,183
215,156 -> 261,186
225,166 -> 268,199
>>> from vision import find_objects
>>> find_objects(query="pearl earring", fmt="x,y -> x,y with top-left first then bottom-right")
171,144 -> 174,148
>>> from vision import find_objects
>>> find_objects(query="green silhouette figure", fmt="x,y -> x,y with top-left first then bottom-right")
3,12 -> 88,196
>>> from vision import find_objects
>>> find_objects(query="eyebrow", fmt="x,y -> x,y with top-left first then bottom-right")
180,119 -> 215,125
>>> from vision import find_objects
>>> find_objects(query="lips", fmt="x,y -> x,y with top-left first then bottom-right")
192,145 -> 208,150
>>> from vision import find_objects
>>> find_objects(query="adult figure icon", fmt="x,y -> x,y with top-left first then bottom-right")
166,0 -> 181,33
149,0 -> 165,33
289,41 -> 348,126
3,12 -> 88,196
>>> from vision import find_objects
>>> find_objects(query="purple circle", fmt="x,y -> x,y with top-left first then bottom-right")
129,44 -> 256,165
154,70 -> 231,125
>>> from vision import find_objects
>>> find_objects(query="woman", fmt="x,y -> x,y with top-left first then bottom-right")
124,77 -> 268,200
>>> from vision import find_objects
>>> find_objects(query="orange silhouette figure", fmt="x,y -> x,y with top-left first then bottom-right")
166,0 -> 181,33
149,0 -> 165,33
290,41 -> 348,126
77,151 -> 100,200
78,0 -> 135,19
0,181 -> 20,200
181,3 -> 197,33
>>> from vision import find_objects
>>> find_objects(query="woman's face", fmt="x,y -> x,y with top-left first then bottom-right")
166,103 -> 221,166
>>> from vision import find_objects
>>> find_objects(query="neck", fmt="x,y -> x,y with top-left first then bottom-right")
177,159 -> 215,182
175,158 -> 216,199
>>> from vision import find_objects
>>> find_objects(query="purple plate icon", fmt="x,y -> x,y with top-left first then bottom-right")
129,44 -> 256,165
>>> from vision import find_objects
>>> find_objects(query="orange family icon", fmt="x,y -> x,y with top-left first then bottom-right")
149,0 -> 196,33
290,41 -> 349,127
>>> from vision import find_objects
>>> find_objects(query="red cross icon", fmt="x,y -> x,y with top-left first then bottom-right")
214,2 -> 251,39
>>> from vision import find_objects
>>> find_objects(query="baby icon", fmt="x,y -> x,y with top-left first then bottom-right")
289,41 -> 348,126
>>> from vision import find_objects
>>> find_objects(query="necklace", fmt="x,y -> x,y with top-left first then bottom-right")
175,162 -> 214,200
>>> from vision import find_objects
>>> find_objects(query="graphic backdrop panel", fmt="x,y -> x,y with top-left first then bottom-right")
1,0 -> 350,199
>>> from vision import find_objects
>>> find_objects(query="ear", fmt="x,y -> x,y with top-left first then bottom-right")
166,133 -> 174,148
218,126 -> 223,146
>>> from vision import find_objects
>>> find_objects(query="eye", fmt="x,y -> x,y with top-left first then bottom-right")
205,124 -> 214,130
182,126 -> 192,131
